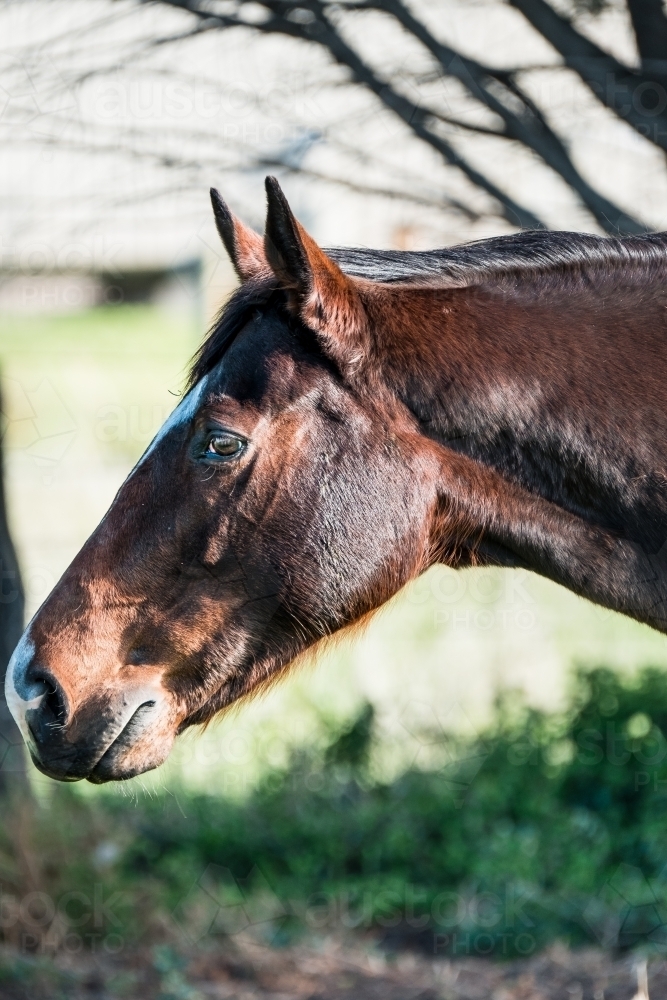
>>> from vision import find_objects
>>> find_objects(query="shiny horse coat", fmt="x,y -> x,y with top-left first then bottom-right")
8,177 -> 667,781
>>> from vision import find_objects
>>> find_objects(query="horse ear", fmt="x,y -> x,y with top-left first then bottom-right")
263,176 -> 368,374
210,188 -> 270,282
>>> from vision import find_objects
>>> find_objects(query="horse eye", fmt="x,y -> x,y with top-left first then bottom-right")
205,433 -> 244,459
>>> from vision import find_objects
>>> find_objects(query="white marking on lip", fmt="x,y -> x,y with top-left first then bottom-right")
4,630 -> 41,746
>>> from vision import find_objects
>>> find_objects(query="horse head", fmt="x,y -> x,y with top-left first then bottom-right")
13,178 -> 667,781
5,178 -> 450,782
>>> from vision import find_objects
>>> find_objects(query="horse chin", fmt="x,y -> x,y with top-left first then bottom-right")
86,756 -> 161,784
85,744 -> 171,783
86,715 -> 176,784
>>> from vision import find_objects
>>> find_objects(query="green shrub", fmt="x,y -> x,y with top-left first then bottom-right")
6,666 -> 667,958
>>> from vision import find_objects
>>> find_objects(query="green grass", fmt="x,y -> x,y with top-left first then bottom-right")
109,666 -> 667,956
0,304 -> 199,464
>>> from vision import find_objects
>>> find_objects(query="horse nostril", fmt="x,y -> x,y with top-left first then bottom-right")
25,666 -> 69,732
41,678 -> 68,727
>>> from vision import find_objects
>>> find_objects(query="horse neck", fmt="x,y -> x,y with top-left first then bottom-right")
372,278 -> 667,522
371,281 -> 566,474
367,278 -> 667,633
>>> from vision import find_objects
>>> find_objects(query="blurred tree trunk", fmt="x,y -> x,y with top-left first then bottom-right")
0,393 -> 27,797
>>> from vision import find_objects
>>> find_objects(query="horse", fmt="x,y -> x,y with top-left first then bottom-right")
7,176 -> 667,783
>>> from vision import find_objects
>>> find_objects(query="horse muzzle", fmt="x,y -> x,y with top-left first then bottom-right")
5,632 -> 174,782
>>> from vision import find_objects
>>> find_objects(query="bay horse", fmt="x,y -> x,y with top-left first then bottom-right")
7,177 -> 667,782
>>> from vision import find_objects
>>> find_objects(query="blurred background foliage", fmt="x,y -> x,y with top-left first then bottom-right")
5,664 -> 667,970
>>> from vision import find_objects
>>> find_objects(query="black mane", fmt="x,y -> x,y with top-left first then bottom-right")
189,229 -> 667,387
327,229 -> 667,283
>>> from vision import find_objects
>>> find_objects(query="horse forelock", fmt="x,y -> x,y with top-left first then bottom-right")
187,278 -> 281,391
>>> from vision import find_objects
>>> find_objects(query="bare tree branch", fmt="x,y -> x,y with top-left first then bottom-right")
257,157 -> 482,220
509,0 -> 667,152
145,0 -> 648,233
148,0 -> 547,228
627,0 -> 667,73
364,0 -> 645,232
4,0 -> 664,240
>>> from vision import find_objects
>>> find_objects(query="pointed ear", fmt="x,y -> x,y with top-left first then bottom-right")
210,188 -> 271,282
263,176 -> 368,374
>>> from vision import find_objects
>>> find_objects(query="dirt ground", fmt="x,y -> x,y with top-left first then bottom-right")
0,938 -> 661,1000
